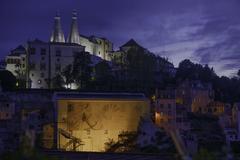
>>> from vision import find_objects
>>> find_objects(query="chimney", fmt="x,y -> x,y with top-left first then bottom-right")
50,12 -> 65,43
67,10 -> 81,44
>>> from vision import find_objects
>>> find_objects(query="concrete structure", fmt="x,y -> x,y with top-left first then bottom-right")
54,92 -> 149,152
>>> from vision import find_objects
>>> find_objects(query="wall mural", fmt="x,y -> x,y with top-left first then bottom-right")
58,100 -> 148,151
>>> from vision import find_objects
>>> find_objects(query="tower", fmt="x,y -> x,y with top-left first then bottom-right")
50,12 -> 65,43
67,10 -> 81,44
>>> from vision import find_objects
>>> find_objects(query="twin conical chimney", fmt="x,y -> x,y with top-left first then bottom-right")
50,12 -> 65,43
67,10 -> 81,44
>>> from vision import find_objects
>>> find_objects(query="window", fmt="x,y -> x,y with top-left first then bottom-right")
56,58 -> 60,62
29,48 -> 36,54
41,57 -> 45,61
98,51 -> 101,55
22,64 -> 25,68
38,79 -> 41,84
40,48 -> 46,55
22,58 -> 25,61
40,72 -> 45,78
56,50 -> 61,57
40,63 -> 46,71
31,73 -> 34,77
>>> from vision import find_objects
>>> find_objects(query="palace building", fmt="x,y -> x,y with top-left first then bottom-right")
5,11 -> 113,89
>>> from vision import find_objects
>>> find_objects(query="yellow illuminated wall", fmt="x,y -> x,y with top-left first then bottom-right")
56,99 -> 149,152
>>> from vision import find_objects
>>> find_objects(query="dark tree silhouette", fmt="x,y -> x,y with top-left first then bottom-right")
0,70 -> 16,91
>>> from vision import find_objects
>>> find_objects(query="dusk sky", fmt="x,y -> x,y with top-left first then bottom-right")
1,0 -> 240,76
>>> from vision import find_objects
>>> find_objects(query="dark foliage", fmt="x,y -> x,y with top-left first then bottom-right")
0,70 -> 17,91
176,59 -> 240,103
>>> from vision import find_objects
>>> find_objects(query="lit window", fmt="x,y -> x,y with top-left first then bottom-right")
38,79 -> 41,84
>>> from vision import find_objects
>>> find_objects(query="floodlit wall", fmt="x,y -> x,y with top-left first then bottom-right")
56,99 -> 149,152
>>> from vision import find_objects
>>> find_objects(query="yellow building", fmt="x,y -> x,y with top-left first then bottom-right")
54,92 -> 149,152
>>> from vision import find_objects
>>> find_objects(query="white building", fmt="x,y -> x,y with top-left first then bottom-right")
5,45 -> 27,77
5,11 -> 113,89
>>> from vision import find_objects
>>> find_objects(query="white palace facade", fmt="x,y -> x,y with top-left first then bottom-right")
5,11 -> 113,89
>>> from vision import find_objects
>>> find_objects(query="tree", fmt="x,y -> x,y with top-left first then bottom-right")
52,51 -> 92,90
0,70 -> 16,91
105,131 -> 138,152
72,51 -> 92,89
52,74 -> 65,89
94,60 -> 114,90
124,47 -> 156,93
61,64 -> 74,88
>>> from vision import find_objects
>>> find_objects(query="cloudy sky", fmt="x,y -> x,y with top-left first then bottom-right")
1,0 -> 240,76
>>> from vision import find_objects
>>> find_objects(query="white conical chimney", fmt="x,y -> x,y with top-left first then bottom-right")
67,10 -> 81,44
50,12 -> 65,43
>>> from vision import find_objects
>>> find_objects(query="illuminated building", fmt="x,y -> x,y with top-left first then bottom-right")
203,101 -> 225,116
176,80 -> 214,112
5,45 -> 27,78
53,92 -> 149,152
154,89 -> 189,131
5,11 -> 113,89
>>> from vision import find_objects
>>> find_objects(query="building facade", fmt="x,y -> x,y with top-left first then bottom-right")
154,89 -> 189,131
